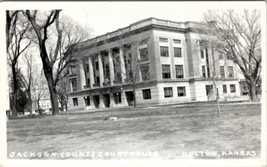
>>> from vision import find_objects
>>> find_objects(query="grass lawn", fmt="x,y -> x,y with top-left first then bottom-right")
7,102 -> 261,160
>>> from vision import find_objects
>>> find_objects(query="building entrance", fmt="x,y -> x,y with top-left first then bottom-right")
92,95 -> 100,108
206,85 -> 215,101
103,94 -> 110,108
125,91 -> 134,106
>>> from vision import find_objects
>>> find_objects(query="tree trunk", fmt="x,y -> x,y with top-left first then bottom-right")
46,75 -> 59,115
27,89 -> 32,115
132,85 -> 137,108
64,99 -> 68,111
11,65 -> 18,117
247,78 -> 257,102
11,90 -> 18,117
211,45 -> 220,116
37,99 -> 40,111
39,44 -> 60,115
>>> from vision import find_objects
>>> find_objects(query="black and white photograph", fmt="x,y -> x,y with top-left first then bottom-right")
0,1 -> 266,167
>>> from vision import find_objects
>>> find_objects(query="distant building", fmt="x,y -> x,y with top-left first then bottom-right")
31,87 -> 61,114
67,17 -> 241,111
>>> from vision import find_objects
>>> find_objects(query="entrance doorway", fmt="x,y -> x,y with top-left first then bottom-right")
103,94 -> 110,108
125,91 -> 134,106
92,95 -> 100,108
206,85 -> 215,101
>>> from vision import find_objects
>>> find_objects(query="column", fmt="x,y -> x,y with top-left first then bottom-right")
89,96 -> 95,109
121,91 -> 128,106
108,49 -> 115,85
88,56 -> 95,88
119,46 -> 126,82
99,94 -> 105,108
109,93 -> 115,108
98,53 -> 104,87
79,62 -> 86,90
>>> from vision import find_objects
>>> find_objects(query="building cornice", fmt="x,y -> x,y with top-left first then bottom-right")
72,18 -> 203,53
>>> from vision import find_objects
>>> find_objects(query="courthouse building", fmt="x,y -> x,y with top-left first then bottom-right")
67,17 -> 241,111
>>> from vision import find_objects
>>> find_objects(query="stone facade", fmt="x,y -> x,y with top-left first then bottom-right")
67,18 -> 241,111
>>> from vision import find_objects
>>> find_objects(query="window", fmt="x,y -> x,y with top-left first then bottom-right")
205,48 -> 209,57
73,98 -> 78,106
162,64 -> 171,79
205,85 -> 213,96
177,87 -> 186,97
96,76 -> 100,84
114,56 -> 122,82
175,65 -> 184,78
84,96 -> 90,106
125,53 -> 132,79
160,46 -> 169,57
173,39 -> 181,44
202,66 -> 206,78
201,49 -> 204,59
115,73 -> 122,82
142,89 -> 151,100
174,47 -> 182,57
159,38 -> 168,43
140,64 -> 150,81
220,66 -> 225,78
223,85 -> 227,93
164,87 -> 173,98
125,53 -> 133,80
219,55 -> 223,59
86,64 -> 89,72
71,80 -> 77,91
95,62 -> 99,70
139,48 -> 149,62
114,92 -> 122,104
105,64 -> 110,78
230,84 -> 236,93
69,65 -> 76,75
86,78 -> 90,86
228,66 -> 234,78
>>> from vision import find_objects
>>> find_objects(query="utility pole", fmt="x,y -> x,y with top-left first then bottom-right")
210,43 -> 221,117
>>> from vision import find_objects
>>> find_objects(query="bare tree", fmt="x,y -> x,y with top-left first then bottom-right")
25,11 -> 91,114
6,10 -> 31,117
52,15 -> 92,111
54,16 -> 92,111
24,10 -> 62,115
21,53 -> 36,115
203,9 -> 261,102
6,10 -> 19,51
31,69 -> 48,114
9,67 -> 29,114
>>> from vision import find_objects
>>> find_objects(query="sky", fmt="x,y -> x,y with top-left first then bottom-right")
61,2 -> 264,37
62,2 -> 206,36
